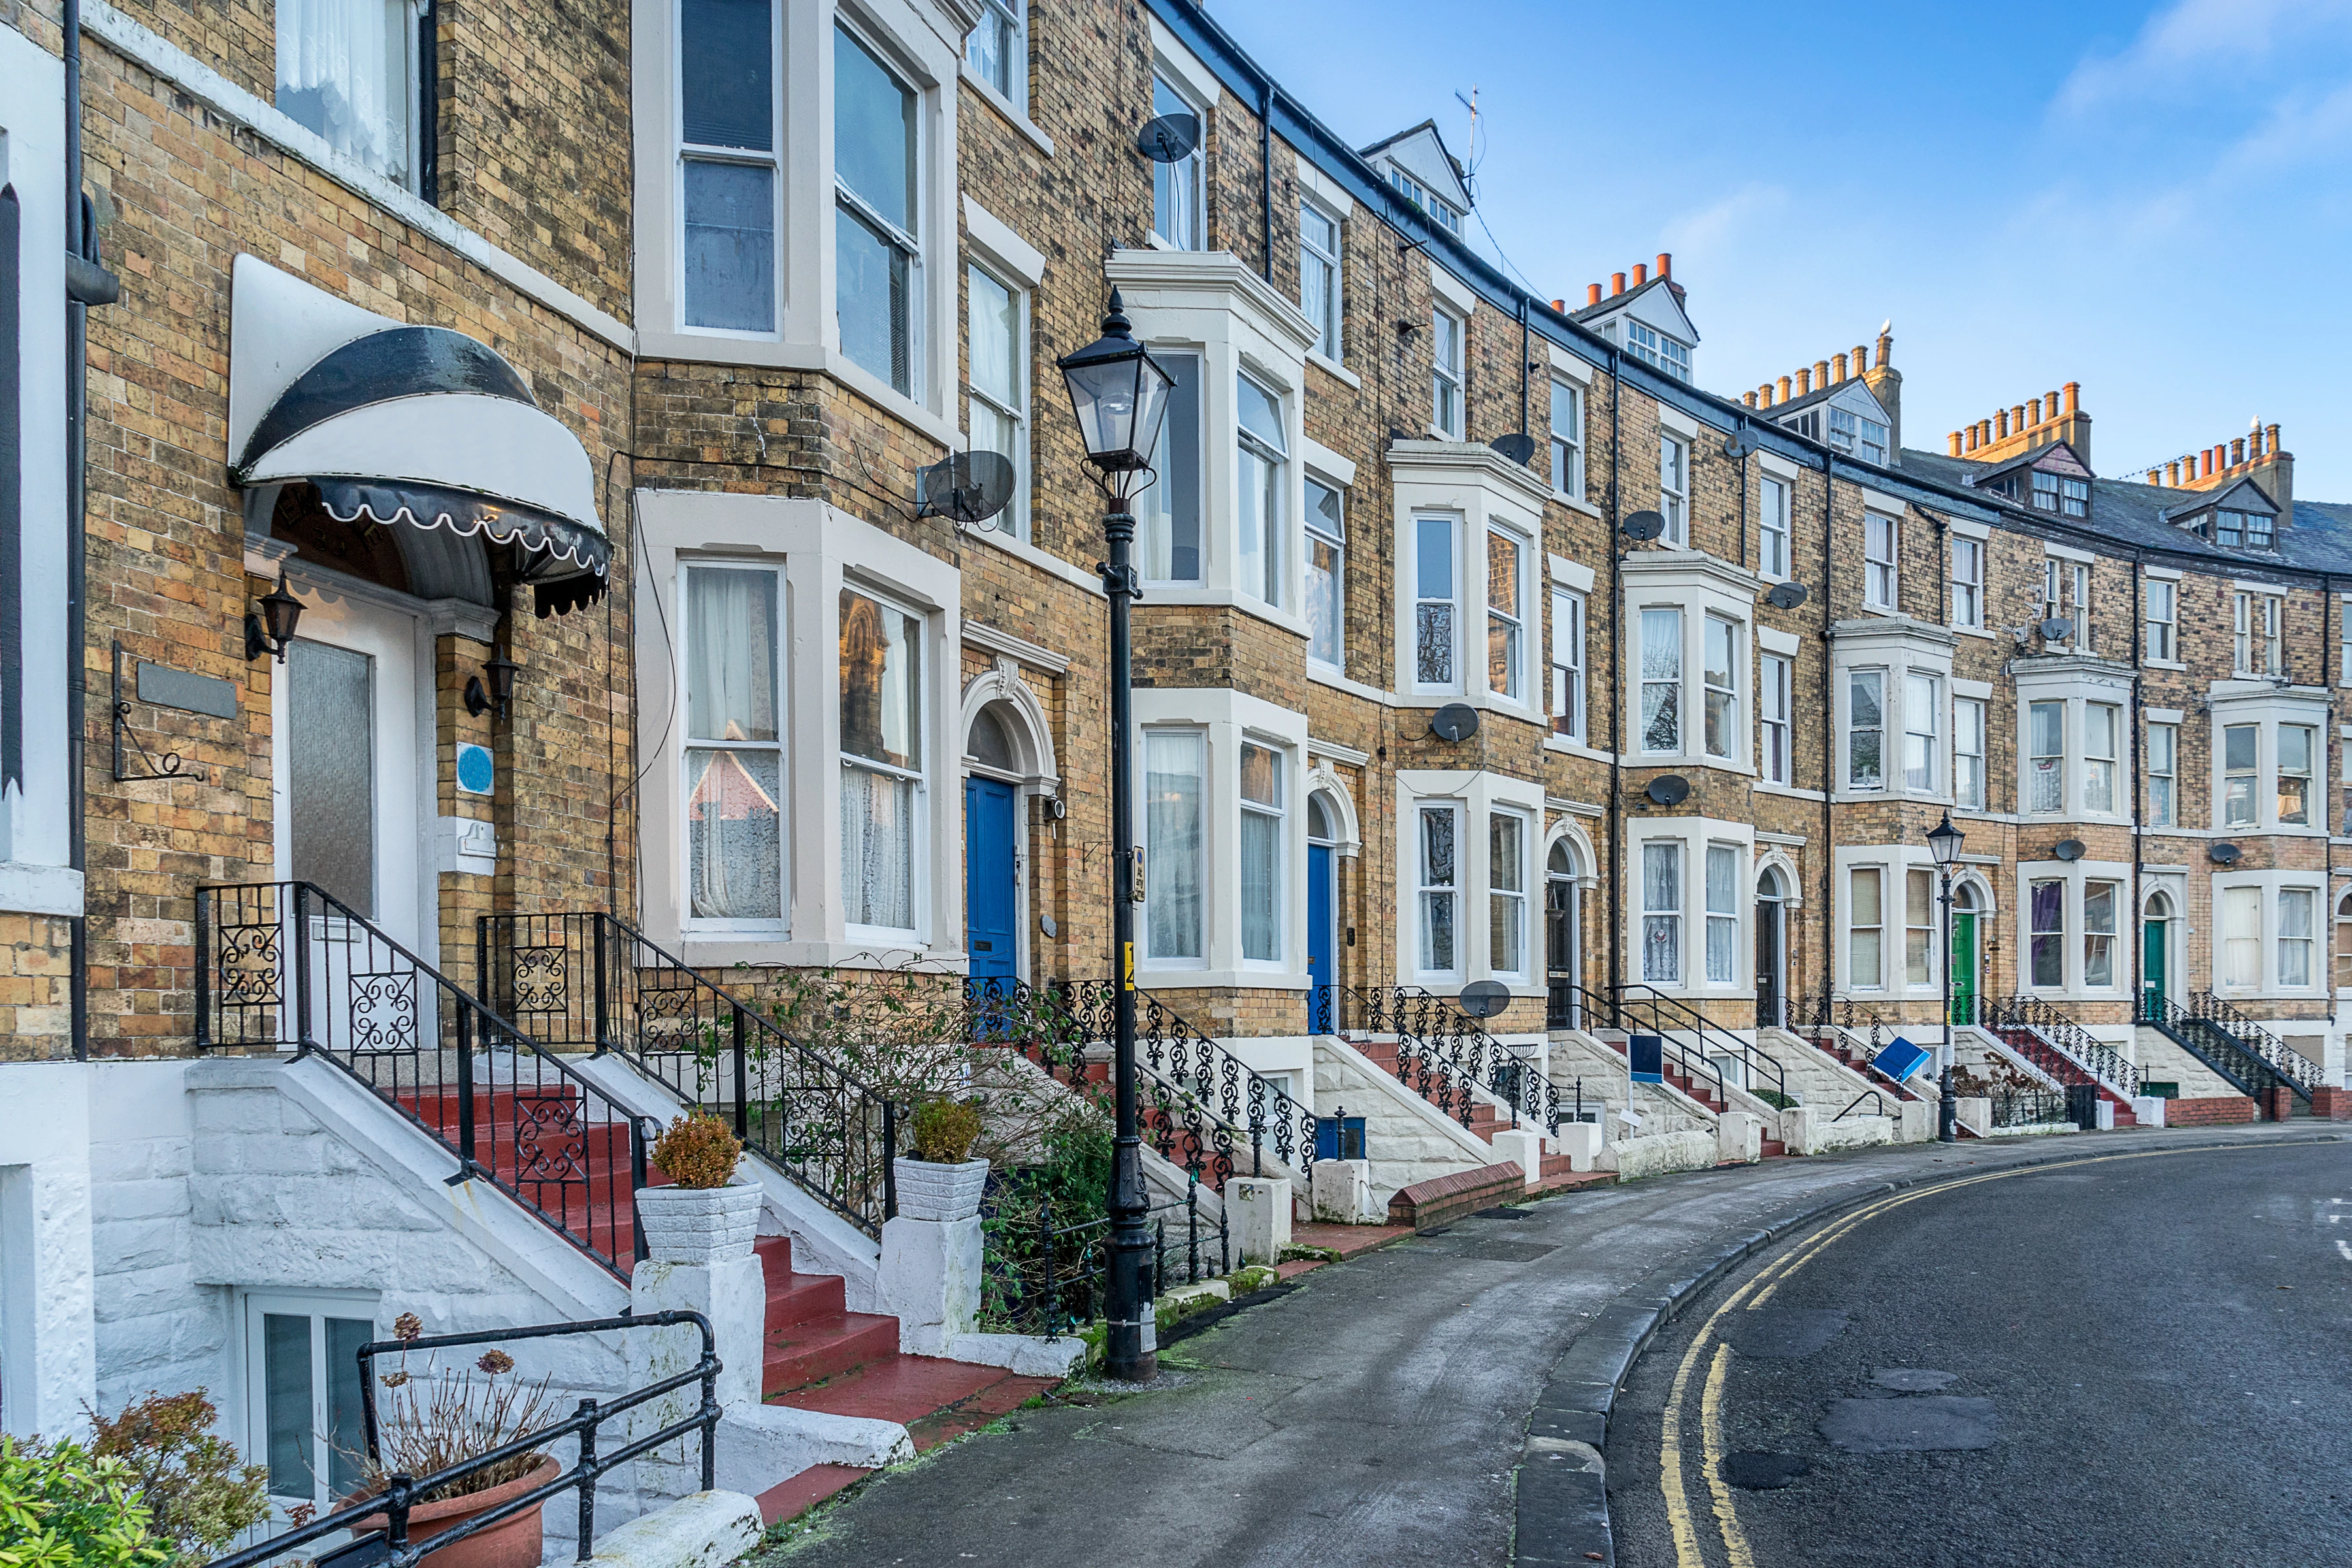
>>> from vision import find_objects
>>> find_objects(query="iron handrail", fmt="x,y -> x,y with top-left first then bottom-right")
478,911 -> 904,1237
1979,993 -> 2142,1099
1311,982 -> 1495,1128
2188,991 -> 2319,1093
1831,1088 -> 1886,1122
198,883 -> 656,1278
202,1312 -> 718,1568
1614,983 -> 1788,1102
1551,979 -> 1727,1110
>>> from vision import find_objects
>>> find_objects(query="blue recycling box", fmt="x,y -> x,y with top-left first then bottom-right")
1629,1033 -> 1665,1083
1872,1036 -> 1934,1084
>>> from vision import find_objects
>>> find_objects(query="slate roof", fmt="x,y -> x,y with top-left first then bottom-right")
1761,376 -> 1890,423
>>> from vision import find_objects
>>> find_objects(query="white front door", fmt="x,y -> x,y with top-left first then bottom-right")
271,588 -> 428,953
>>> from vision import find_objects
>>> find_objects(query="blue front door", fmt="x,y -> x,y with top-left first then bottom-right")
1307,843 -> 1334,1025
964,777 -> 1018,981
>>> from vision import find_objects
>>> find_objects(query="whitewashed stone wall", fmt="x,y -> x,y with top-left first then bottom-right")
1313,1037 -> 1494,1209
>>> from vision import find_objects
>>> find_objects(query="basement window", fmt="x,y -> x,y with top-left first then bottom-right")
242,1292 -> 378,1524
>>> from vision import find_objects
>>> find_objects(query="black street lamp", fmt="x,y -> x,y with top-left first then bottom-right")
1056,289 -> 1175,1383
1926,811 -> 1965,1143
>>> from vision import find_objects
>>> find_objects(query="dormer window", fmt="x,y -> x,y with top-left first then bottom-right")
2217,508 -> 2273,549
2031,472 -> 2057,511
2061,478 -> 2089,517
1625,321 -> 1691,384
1828,407 -> 1889,465
1388,167 -> 1462,233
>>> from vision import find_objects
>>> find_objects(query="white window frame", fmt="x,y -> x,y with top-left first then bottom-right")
964,260 -> 1029,540
1950,535 -> 1983,629
2279,723 -> 2315,827
1759,475 -> 1790,580
1759,653 -> 1791,785
838,581 -> 929,939
2082,879 -> 2120,989
1431,302 -> 1466,439
1904,867 -> 1936,986
2027,875 -> 2066,989
1903,672 -> 1940,793
2084,702 -> 2119,815
2070,563 -> 2092,651
1955,696 -> 1986,810
278,0 -> 423,189
2280,886 -> 2317,988
1847,668 -> 1886,791
1702,612 -> 1739,762
1143,725 -> 1209,967
1416,801 -> 1462,979
1549,378 -> 1584,500
1299,197 -> 1343,361
1641,840 -> 1684,985
1658,434 -> 1689,545
1848,865 -> 1884,990
674,0 -> 783,338
966,0 -> 1025,113
1863,512 -> 1897,610
1149,69 -> 1205,250
1411,512 -> 1461,694
2145,577 -> 2177,662
2148,721 -> 2177,827
1625,319 -> 1691,382
1488,808 -> 1530,981
680,561 -> 789,937
241,1289 -> 380,1524
1704,842 -> 1740,986
834,17 -> 927,397
1639,607 -> 1684,756
1237,740 -> 1285,966
1486,525 -> 1531,704
2026,699 -> 2065,814
2222,721 -> 2259,828
1550,587 -> 1586,743
1235,370 -> 1288,609
2234,591 -> 2282,675
1303,472 -> 1345,671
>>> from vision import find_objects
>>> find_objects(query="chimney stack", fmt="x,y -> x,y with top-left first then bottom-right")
2029,396 -> 2043,426
2231,437 -> 2246,466
1551,298 -> 1565,313
1656,252 -> 1672,280
1833,351 -> 1850,384
1949,431 -> 1963,457
1778,375 -> 1793,402
2166,459 -> 2181,487
1631,263 -> 1648,287
1997,410 -> 2010,440
2012,403 -> 2026,433
1611,272 -> 1626,296
2063,382 -> 2080,414
1854,343 -> 1870,374
1964,425 -> 1978,453
2147,468 -> 2163,485
1797,368 -> 1812,395
2266,421 -> 2282,454
1812,359 -> 1829,389
1586,283 -> 1603,306
1743,391 -> 1757,408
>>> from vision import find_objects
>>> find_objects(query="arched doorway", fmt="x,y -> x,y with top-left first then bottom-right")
1950,881 -> 1982,1024
1546,840 -> 1579,1028
1307,793 -> 1342,1022
2142,889 -> 2176,1019
1754,866 -> 1787,1028
963,705 -> 1022,981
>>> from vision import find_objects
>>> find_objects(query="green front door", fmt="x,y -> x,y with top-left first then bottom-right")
2142,919 -> 2168,1018
1950,911 -> 1978,1024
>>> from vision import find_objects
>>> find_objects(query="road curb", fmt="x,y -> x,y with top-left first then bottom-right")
1509,1130 -> 2343,1567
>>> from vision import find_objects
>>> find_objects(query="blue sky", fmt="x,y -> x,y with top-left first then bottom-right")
1213,0 -> 2352,497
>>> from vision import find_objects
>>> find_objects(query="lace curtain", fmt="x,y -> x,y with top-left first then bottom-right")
278,0 -> 404,177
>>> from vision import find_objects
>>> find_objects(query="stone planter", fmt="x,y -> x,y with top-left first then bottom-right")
892,1156 -> 989,1222
340,1455 -> 558,1568
634,1178 -> 762,1263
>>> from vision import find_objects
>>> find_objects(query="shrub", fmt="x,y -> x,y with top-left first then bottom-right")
0,1434 -> 169,1568
652,1113 -> 742,1189
909,1098 -> 983,1164
86,1391 -> 268,1567
363,1316 -> 559,1505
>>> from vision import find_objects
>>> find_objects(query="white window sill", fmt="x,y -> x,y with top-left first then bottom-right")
1307,350 -> 1360,389
2144,657 -> 2187,671
1308,663 -> 1399,706
1752,781 -> 1826,802
1953,624 -> 1995,641
1551,491 -> 1601,519
1544,735 -> 1609,763
960,64 -> 1054,155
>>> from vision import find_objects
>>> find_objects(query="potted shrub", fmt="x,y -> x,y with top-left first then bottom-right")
636,1113 -> 762,1264
894,1098 -> 988,1221
340,1316 -> 561,1568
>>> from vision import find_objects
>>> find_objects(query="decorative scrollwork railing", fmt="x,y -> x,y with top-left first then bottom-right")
1311,982 -> 1498,1128
1978,993 -> 2140,1100
478,912 -> 902,1238
2187,992 -> 2318,1098
1989,1086 -> 2070,1129
197,884 -> 657,1279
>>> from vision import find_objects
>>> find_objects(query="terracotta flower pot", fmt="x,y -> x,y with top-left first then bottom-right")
340,1454 -> 559,1568
893,1155 -> 989,1221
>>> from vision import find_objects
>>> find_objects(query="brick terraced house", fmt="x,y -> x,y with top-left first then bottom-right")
5,0 -> 2350,1541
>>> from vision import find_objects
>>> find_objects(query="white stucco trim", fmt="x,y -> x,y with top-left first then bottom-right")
0,1065 -> 99,1437
1396,768 -> 1548,994
961,195 -> 1047,289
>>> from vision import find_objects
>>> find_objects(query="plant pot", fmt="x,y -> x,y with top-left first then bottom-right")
893,1156 -> 989,1221
340,1454 -> 558,1568
634,1177 -> 763,1263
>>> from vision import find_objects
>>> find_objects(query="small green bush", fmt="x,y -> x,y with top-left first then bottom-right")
86,1391 -> 268,1567
909,1098 -> 983,1164
0,1434 -> 170,1568
652,1113 -> 743,1189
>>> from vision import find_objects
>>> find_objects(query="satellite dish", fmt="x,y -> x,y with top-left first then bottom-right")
2209,841 -> 2243,866
1765,581 -> 1810,610
1723,429 -> 1761,459
1429,703 -> 1480,743
1489,432 -> 1537,465
1644,774 -> 1690,806
1135,112 -> 1200,163
1622,510 -> 1665,542
915,451 -> 1016,526
2040,617 -> 2074,642
1458,980 -> 1512,1020
2053,838 -> 2086,862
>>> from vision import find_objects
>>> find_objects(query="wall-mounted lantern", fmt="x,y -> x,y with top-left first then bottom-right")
244,574 -> 303,662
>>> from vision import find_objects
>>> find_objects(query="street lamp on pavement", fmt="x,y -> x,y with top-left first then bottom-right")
1056,289 -> 1175,1382
1925,811 -> 1966,1143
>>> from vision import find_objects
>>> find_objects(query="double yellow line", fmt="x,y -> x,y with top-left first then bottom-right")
1654,1143 -> 2282,1568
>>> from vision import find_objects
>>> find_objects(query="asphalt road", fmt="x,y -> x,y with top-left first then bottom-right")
746,1132 -> 2285,1568
1607,1138 -> 2352,1568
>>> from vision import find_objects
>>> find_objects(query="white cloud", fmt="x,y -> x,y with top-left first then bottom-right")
2057,0 -> 2352,112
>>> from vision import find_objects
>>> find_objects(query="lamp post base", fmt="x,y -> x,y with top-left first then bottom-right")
1938,1062 -> 1958,1143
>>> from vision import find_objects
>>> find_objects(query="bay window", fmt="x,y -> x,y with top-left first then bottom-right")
1759,654 -> 1791,785
1950,536 -> 1983,629
1658,435 -> 1688,545
1431,304 -> 1465,438
1150,73 -> 1203,249
966,265 -> 1027,538
967,0 -> 1024,109
2148,723 -> 2177,826
1863,513 -> 1897,609
1760,476 -> 1790,579
1488,529 -> 1526,701
2145,578 -> 2176,661
1550,378 -> 1584,498
1235,373 -> 1287,607
1550,589 -> 1586,742
1642,841 -> 1683,984
2279,725 -> 2313,825
840,588 -> 922,931
1903,673 -> 1939,791
1145,730 -> 1205,961
678,0 -> 777,332
2027,701 -> 2065,813
2029,879 -> 2064,988
1848,867 -> 1883,988
2085,703 -> 2119,813
2223,723 -> 2257,828
1418,804 -> 1459,973
1137,351 -> 1203,581
836,23 -> 919,394
1705,844 -> 1739,985
684,566 -> 784,924
1955,698 -> 1986,809
1906,868 -> 1935,986
2083,880 -> 2117,988
278,0 -> 421,186
1239,743 -> 1282,963
1305,477 -> 1345,668
1413,515 -> 1458,689
1299,201 -> 1342,361
1490,811 -> 1526,976
1703,614 -> 1737,760
2281,889 -> 2316,987
1848,670 -> 1884,790
1640,608 -> 1683,754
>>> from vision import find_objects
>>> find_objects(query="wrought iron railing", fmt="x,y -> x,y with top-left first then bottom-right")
1831,1088 -> 1886,1122
2187,991 -> 2318,1097
1976,993 -> 2140,1100
1614,984 -> 1789,1103
1795,991 -> 1903,1053
1546,977 -> 1582,1032
1311,983 -> 1505,1128
2140,992 -> 2313,1103
479,912 -> 901,1237
1551,979 -> 1730,1111
981,1179 -> 1233,1339
198,884 -> 655,1278
201,1312 -> 718,1568
1989,1087 -> 2070,1130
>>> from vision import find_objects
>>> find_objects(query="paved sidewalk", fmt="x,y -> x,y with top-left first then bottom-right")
747,1126 -> 2336,1567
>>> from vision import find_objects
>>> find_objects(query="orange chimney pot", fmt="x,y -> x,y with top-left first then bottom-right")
1610,272 -> 1626,296
1586,284 -> 1603,306
1656,252 -> 1671,280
